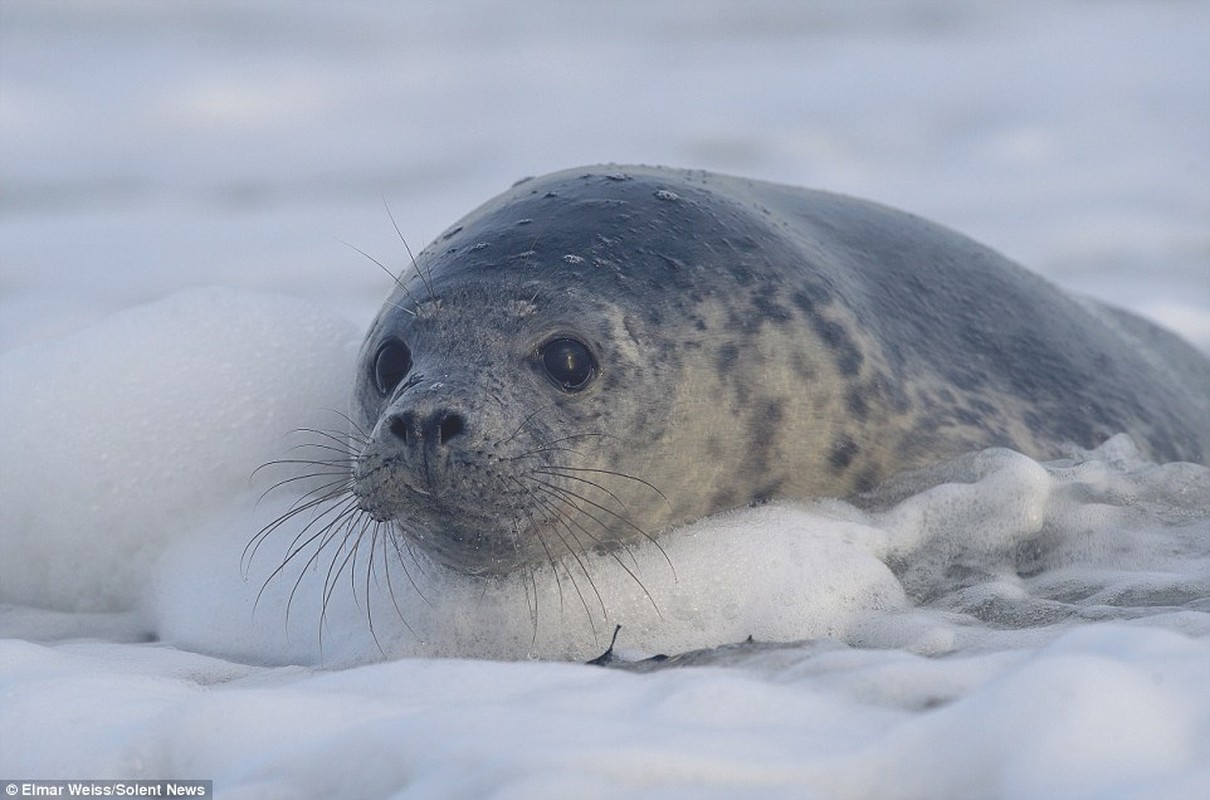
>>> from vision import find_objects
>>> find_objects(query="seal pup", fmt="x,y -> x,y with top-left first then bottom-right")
346,165 -> 1210,577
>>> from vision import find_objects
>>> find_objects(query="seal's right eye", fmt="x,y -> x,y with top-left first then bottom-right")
372,339 -> 412,395
539,337 -> 597,392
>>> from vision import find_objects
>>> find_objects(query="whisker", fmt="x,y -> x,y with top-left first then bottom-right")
277,498 -> 361,583
500,432 -> 610,462
246,417 -> 435,651
305,509 -> 363,657
315,408 -> 370,442
538,481 -> 660,615
497,409 -> 543,448
540,465 -> 671,507
527,478 -> 656,552
250,479 -> 349,537
523,567 -> 541,647
340,237 -> 421,316
251,453 -> 344,483
291,425 -> 363,449
358,516 -> 389,656
254,471 -> 350,508
532,468 -> 627,512
243,486 -> 350,572
267,497 -> 362,622
526,481 -> 630,566
529,476 -> 676,581
533,503 -> 605,634
510,477 -> 607,630
516,494 -> 568,621
379,523 -> 423,638
279,441 -> 355,460
382,198 -> 437,304
322,513 -> 372,611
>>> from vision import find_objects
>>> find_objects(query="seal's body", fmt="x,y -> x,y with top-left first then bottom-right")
351,165 -> 1210,575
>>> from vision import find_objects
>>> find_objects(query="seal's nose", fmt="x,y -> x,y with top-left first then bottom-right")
387,409 -> 466,446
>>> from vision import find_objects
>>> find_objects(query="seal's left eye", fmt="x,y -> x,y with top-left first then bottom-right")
540,337 -> 597,392
373,338 -> 412,395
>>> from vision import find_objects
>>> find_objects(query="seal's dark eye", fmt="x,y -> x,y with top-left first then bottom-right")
373,338 -> 412,395
540,337 -> 597,392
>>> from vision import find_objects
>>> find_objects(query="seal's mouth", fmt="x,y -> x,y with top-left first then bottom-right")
350,456 -> 537,574
391,517 -> 530,576
400,480 -> 432,498
355,454 -> 493,519
351,448 -> 477,523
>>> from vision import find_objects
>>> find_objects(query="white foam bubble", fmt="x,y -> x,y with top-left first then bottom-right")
153,423 -> 1210,667
0,287 -> 358,613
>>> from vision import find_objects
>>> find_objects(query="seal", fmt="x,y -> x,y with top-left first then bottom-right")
347,165 -> 1210,576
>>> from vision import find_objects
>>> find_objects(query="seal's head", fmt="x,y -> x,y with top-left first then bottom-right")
352,175 -> 681,576
350,167 -> 832,576
351,261 -> 673,576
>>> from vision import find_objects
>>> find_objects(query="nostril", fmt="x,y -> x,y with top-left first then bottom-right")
438,412 -> 465,444
387,410 -> 463,445
388,412 -> 412,443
